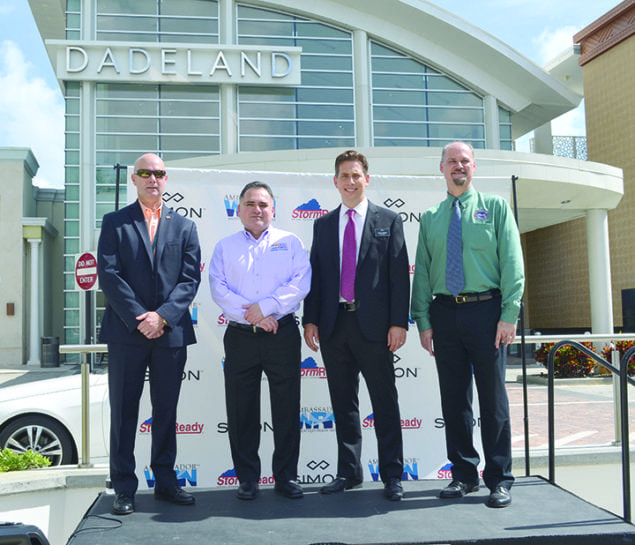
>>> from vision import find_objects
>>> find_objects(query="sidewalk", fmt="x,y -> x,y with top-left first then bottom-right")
0,363 -> 81,387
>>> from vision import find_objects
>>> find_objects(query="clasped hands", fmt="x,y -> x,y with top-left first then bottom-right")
243,302 -> 278,333
136,311 -> 166,339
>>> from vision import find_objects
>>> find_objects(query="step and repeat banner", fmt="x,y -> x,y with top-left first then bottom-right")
130,167 -> 510,490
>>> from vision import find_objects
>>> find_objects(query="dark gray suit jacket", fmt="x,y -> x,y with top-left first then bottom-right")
97,200 -> 201,347
303,201 -> 410,342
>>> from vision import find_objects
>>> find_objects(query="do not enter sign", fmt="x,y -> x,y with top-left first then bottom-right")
75,252 -> 98,291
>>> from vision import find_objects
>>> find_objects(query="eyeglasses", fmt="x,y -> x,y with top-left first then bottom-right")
135,169 -> 167,179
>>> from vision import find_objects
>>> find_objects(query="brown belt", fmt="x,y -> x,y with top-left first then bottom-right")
435,289 -> 501,305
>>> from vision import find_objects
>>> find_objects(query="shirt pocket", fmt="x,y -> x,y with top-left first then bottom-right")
464,221 -> 495,252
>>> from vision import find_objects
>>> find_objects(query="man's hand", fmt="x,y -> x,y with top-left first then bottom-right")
495,320 -> 517,349
387,326 -> 407,353
304,324 -> 320,352
136,311 -> 165,339
242,302 -> 264,325
419,329 -> 434,356
257,315 -> 279,334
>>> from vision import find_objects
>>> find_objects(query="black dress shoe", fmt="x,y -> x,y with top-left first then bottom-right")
384,477 -> 404,501
274,479 -> 304,499
154,486 -> 196,505
112,493 -> 135,515
439,480 -> 480,498
320,477 -> 363,494
236,481 -> 259,500
487,486 -> 512,508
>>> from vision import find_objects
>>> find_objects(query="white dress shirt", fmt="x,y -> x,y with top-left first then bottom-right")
209,226 -> 311,324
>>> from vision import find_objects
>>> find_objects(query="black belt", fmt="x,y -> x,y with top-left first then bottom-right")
228,313 -> 296,333
338,302 -> 356,312
435,289 -> 501,305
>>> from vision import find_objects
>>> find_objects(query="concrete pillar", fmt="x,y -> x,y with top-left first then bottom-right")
534,123 -> 554,155
353,29 -> 372,147
586,209 -> 613,333
27,238 -> 41,366
484,95 -> 500,149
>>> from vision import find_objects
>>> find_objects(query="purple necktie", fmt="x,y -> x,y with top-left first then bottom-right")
341,208 -> 356,302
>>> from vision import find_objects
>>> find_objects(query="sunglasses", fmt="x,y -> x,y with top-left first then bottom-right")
135,169 -> 167,179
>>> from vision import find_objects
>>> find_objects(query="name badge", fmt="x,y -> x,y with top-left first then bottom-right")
375,228 -> 390,237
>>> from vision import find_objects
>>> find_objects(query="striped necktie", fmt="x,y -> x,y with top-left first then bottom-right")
446,198 -> 464,297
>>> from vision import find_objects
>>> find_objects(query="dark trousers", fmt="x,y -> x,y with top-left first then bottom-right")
430,295 -> 513,491
321,309 -> 403,483
108,342 -> 187,496
223,322 -> 301,484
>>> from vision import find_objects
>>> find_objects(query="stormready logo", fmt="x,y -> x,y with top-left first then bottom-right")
217,468 -> 275,487
301,356 -> 327,378
139,417 -> 205,434
292,198 -> 329,220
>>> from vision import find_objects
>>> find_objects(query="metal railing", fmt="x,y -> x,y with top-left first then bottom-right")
545,339 -> 635,523
517,333 -> 635,523
58,343 -> 107,468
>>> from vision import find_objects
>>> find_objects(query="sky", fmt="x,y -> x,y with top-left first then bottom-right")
0,0 -> 624,188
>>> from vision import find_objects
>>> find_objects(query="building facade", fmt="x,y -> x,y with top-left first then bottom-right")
26,0 -> 625,356
525,1 -> 635,332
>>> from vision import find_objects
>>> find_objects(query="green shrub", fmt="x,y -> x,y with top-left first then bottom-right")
0,448 -> 52,472
535,342 -> 596,378
600,341 -> 635,376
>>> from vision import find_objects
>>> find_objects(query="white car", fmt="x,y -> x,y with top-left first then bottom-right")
0,371 -> 110,466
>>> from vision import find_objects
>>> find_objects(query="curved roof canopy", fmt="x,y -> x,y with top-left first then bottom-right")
30,0 -> 582,138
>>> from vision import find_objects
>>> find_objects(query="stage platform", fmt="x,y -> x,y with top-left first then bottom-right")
67,476 -> 635,545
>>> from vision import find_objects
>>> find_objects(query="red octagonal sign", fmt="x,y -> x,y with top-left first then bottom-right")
75,252 -> 98,291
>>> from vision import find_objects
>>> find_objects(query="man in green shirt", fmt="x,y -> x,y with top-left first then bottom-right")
411,141 -> 524,508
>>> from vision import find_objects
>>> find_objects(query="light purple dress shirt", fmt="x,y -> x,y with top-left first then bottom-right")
209,226 -> 311,324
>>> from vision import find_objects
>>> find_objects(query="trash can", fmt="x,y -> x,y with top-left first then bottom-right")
41,336 -> 60,368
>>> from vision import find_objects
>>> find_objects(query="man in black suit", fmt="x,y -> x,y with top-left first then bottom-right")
97,153 -> 201,515
303,150 -> 409,501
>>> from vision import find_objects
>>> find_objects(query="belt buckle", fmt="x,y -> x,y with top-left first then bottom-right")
455,295 -> 468,304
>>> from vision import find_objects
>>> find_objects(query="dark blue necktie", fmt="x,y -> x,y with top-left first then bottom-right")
446,198 -> 464,297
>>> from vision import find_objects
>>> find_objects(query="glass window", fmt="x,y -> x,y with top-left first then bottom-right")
237,4 -> 355,152
96,0 -> 219,43
95,82 -> 220,219
370,41 -> 486,149
499,106 -> 513,150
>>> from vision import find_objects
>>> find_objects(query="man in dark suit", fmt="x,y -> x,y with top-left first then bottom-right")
97,153 -> 201,516
303,150 -> 409,501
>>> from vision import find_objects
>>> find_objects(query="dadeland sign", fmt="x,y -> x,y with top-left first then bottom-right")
47,40 -> 302,86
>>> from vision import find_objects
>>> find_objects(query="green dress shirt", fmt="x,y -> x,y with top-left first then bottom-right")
411,187 -> 525,332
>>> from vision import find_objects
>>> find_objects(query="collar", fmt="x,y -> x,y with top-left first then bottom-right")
138,200 -> 162,216
340,198 -> 368,219
446,187 -> 475,207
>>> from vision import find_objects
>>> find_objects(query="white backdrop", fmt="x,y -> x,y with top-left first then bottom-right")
130,168 -> 511,490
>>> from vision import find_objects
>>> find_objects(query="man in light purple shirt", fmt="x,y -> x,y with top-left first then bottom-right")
209,181 -> 311,501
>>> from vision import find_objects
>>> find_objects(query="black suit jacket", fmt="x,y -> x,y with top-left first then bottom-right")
97,201 -> 201,347
303,201 -> 410,343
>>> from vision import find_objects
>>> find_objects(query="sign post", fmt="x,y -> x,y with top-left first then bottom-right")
74,251 -> 98,467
